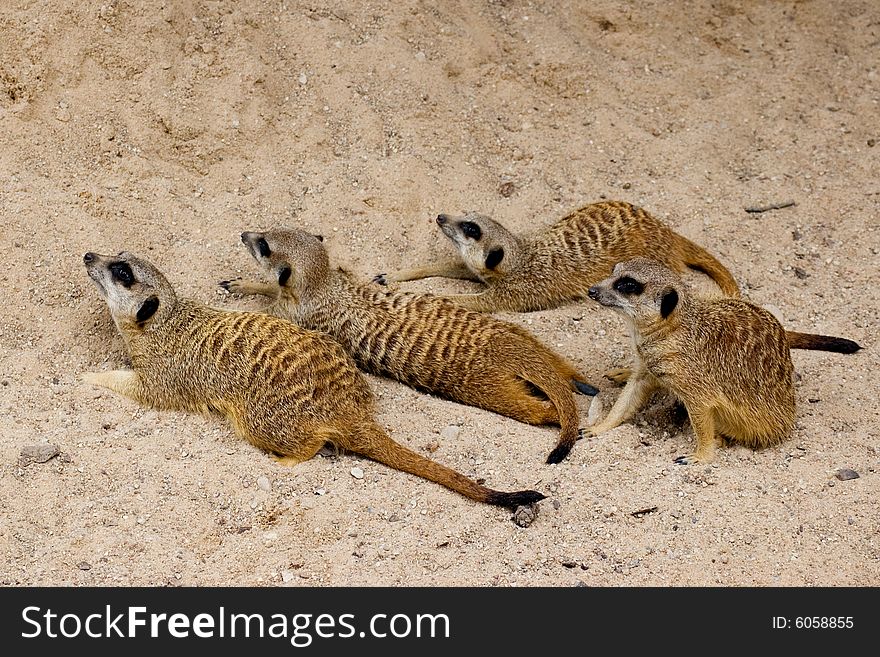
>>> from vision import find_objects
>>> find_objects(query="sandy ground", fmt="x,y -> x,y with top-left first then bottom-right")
1,0 -> 877,587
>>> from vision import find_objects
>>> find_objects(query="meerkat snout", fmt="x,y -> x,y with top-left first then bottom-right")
587,285 -> 600,300
84,252 -> 96,264
436,214 -> 448,225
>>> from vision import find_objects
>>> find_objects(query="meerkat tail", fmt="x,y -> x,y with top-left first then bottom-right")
678,239 -> 741,297
572,379 -> 600,396
514,362 -> 582,465
345,423 -> 545,508
786,331 -> 863,354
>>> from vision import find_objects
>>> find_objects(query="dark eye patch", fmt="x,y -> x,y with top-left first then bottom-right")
613,276 -> 644,295
109,262 -> 135,288
278,265 -> 292,286
460,221 -> 482,241
256,237 -> 271,257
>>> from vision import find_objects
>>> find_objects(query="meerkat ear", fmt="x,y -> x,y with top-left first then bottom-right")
278,264 -> 292,286
136,296 -> 160,324
312,234 -> 324,242
485,247 -> 505,270
660,288 -> 679,318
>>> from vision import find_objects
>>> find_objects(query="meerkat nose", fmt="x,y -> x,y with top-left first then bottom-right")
588,286 -> 600,300
240,232 -> 253,243
83,252 -> 95,263
436,214 -> 448,225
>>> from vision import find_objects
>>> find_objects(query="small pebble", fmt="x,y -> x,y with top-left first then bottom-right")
350,467 -> 364,480
512,504 -> 538,527
19,443 -> 60,467
314,488 -> 326,495
440,425 -> 461,442
281,570 -> 295,583
793,267 -> 809,279
498,181 -> 516,197
77,562 -> 92,571
835,468 -> 859,481
298,72 -> 308,85
256,476 -> 271,492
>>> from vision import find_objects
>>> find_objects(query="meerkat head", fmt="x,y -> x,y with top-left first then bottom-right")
588,258 -> 685,326
83,251 -> 177,335
434,212 -> 522,282
240,228 -> 329,297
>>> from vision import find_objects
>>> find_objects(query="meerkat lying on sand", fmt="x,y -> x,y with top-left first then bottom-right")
82,250 -> 545,509
220,228 -> 597,464
375,200 -> 741,311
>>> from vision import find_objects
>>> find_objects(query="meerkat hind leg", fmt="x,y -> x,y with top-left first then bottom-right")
674,406 -> 720,465
603,367 -> 632,386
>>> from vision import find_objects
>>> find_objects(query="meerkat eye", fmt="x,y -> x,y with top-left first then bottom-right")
460,221 -> 482,241
256,237 -> 272,258
613,276 -> 644,295
109,262 -> 135,288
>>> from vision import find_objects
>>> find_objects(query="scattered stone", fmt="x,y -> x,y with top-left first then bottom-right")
19,443 -> 60,467
414,51 -> 426,62
350,467 -> 364,480
586,394 -> 603,425
621,182 -> 632,190
77,561 -> 92,571
498,181 -> 516,197
551,499 -> 561,510
630,506 -> 658,518
561,560 -> 578,568
314,488 -> 326,495
793,267 -> 809,279
256,476 -> 271,492
281,570 -> 295,583
388,514 -> 401,522
835,468 -> 859,481
424,439 -> 440,452
440,425 -> 461,442
512,503 -> 538,527
298,72 -> 308,85
868,138 -> 876,147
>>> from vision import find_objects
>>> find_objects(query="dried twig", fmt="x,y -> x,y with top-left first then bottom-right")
744,201 -> 796,213
630,506 -> 658,518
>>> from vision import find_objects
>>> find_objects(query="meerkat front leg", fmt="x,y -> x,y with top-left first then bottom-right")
218,278 -> 279,297
674,406 -> 720,465
374,261 -> 480,286
83,370 -> 146,404
588,370 -> 659,435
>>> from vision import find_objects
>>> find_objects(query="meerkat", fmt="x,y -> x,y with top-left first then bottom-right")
585,258 -> 862,464
219,228 -> 598,464
82,251 -> 545,509
373,200 -> 742,312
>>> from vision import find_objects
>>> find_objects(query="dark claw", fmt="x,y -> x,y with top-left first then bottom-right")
218,280 -> 231,290
674,456 -> 689,465
373,274 -> 388,286
572,379 -> 600,396
577,428 -> 587,441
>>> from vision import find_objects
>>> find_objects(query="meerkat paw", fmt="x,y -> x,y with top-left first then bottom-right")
372,273 -> 388,286
603,368 -> 632,386
271,454 -> 305,467
674,453 -> 712,466
218,277 -> 243,293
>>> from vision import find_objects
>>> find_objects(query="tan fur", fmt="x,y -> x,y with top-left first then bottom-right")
221,228 -> 599,464
82,251 -> 544,509
376,201 -> 741,312
586,258 -> 794,464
